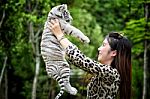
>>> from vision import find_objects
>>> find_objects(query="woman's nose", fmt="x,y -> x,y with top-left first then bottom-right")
98,46 -> 101,51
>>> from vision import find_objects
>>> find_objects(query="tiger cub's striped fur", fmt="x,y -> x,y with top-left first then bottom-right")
40,4 -> 90,99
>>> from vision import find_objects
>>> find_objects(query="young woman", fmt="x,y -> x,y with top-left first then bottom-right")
49,19 -> 132,99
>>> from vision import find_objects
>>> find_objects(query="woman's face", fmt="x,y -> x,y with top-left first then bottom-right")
98,38 -> 116,65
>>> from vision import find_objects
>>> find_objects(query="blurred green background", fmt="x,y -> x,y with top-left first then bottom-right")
0,0 -> 150,99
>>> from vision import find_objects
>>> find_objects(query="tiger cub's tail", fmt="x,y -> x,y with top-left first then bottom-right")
54,74 -> 65,99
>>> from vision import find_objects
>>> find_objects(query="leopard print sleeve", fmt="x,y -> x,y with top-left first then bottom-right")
66,44 -> 120,77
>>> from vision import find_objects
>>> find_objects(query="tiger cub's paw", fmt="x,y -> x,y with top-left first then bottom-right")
65,86 -> 77,95
82,36 -> 90,44
69,87 -> 77,95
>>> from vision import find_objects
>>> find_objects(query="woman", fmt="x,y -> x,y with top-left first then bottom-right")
49,19 -> 132,99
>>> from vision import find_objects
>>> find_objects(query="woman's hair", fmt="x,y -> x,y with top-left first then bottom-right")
106,32 -> 132,99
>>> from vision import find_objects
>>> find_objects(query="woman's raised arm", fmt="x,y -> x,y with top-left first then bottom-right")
49,19 -> 119,77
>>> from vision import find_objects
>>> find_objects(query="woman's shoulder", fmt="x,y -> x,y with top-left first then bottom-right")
96,63 -> 120,80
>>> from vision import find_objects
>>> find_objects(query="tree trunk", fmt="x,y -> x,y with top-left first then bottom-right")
0,56 -> 8,99
5,69 -> 8,99
0,56 -> 7,86
28,22 -> 41,99
143,40 -> 147,99
0,10 -> 5,28
48,79 -> 56,99
32,52 -> 40,99
142,2 -> 150,99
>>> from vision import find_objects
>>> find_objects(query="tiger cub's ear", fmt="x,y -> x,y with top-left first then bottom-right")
62,4 -> 67,9
58,4 -> 67,12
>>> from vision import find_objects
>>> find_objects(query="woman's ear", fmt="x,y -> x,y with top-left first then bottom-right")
111,50 -> 117,57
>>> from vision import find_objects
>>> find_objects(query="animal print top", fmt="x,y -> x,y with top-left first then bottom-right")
65,44 -> 121,99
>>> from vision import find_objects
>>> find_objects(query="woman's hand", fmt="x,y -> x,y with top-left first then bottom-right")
49,19 -> 64,40
49,19 -> 72,49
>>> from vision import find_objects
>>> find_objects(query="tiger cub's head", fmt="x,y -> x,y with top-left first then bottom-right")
48,4 -> 72,23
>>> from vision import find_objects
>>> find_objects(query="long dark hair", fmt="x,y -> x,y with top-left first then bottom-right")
106,32 -> 132,99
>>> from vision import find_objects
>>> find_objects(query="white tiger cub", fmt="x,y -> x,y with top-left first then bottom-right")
40,4 -> 90,99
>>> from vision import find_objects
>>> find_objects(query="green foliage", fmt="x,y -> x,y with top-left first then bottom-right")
123,18 -> 146,55
132,59 -> 143,99
82,0 -> 130,35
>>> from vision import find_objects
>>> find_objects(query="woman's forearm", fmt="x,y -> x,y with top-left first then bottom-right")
58,37 -> 72,49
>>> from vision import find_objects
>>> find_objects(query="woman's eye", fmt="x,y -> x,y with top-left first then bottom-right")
102,43 -> 105,46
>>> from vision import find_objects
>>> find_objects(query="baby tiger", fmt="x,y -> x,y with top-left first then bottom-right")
40,4 -> 90,99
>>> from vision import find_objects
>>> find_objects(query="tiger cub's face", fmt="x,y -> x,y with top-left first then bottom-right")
49,4 -> 72,23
